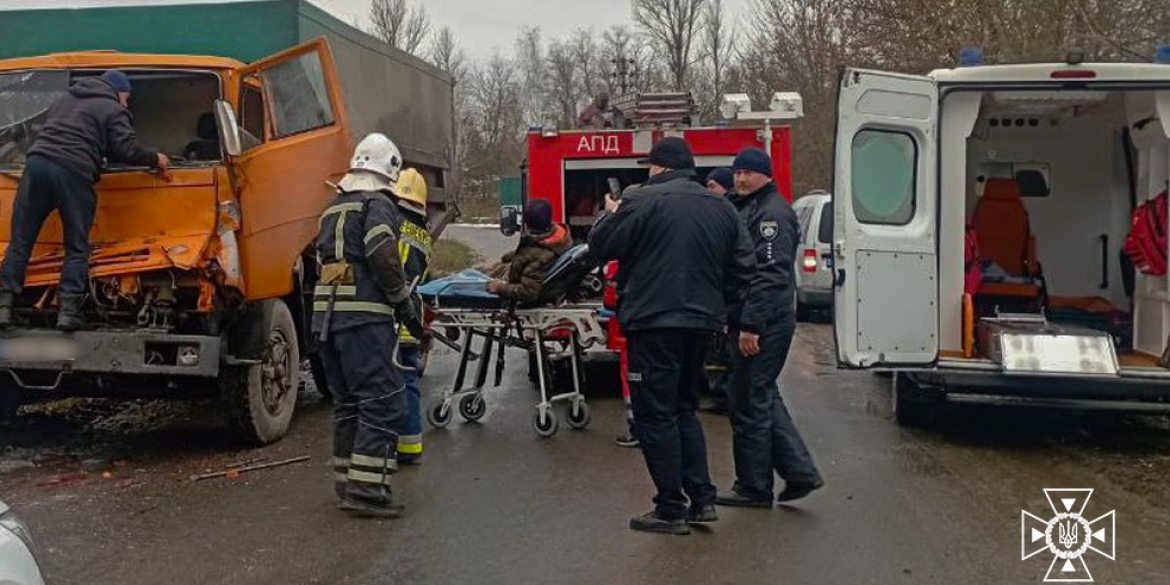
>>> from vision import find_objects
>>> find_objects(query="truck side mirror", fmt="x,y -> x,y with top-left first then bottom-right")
214,99 -> 243,157
500,205 -> 521,236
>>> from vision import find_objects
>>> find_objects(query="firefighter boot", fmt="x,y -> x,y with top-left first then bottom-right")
339,483 -> 404,518
0,291 -> 13,329
56,293 -> 88,332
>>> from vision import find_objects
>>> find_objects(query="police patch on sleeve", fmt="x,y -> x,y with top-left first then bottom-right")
759,220 -> 779,241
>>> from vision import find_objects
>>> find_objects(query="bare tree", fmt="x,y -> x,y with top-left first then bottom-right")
547,39 -> 581,128
693,0 -> 735,119
515,26 -> 549,125
632,0 -> 708,90
571,27 -> 604,102
430,26 -> 466,81
368,0 -> 431,55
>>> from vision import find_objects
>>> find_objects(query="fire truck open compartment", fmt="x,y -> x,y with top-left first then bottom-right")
937,86 -> 1170,368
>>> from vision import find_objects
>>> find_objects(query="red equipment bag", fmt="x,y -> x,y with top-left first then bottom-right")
1123,190 -> 1169,276
602,260 -> 619,310
964,223 -> 983,295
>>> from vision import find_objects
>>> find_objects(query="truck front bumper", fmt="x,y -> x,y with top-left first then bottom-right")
0,330 -> 220,390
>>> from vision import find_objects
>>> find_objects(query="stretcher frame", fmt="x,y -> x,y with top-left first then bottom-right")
421,278 -> 606,437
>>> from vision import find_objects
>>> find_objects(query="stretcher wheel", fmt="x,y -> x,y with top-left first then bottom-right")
532,410 -> 559,437
458,394 -> 487,422
565,401 -> 591,430
427,402 -> 453,429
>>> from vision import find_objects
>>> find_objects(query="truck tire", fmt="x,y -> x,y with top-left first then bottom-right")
892,372 -> 932,429
221,299 -> 300,445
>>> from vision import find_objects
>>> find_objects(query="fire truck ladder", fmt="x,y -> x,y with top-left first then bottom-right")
610,91 -> 698,128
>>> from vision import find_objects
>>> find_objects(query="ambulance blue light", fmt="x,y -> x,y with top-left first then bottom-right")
959,46 -> 983,66
1156,44 -> 1170,64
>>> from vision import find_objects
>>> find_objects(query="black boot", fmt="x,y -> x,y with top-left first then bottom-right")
56,293 -> 88,332
0,291 -> 13,329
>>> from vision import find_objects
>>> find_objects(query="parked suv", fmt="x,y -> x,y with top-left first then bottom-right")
792,190 -> 833,321
0,499 -> 45,585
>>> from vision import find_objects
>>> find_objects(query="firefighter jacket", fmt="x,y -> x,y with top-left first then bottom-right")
397,207 -> 433,345
310,189 -> 411,334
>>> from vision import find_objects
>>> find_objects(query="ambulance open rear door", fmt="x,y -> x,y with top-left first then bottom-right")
832,69 -> 939,368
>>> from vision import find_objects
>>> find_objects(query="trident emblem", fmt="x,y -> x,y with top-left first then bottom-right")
1021,489 -> 1116,582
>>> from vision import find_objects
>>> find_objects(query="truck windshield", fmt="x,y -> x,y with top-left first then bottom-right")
0,69 -> 70,168
0,68 -> 223,172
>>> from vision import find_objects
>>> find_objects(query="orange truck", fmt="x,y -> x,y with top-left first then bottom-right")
0,2 -> 457,444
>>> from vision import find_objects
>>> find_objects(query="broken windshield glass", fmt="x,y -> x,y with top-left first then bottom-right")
0,69 -> 70,168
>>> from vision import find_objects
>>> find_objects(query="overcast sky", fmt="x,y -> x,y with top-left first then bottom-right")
0,0 -> 751,60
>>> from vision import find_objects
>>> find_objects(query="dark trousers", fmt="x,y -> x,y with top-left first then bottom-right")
728,320 -> 821,499
703,330 -> 731,409
627,328 -> 716,520
319,322 -> 407,503
0,155 -> 96,295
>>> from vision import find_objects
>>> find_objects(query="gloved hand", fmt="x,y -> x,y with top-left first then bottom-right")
394,297 -> 426,341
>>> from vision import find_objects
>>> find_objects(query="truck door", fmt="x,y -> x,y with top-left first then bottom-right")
832,69 -> 938,368
226,38 -> 352,300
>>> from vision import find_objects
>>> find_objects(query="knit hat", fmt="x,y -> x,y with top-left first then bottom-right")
732,147 -> 772,178
637,136 -> 695,170
523,199 -> 553,234
100,69 -> 132,94
706,167 -> 734,191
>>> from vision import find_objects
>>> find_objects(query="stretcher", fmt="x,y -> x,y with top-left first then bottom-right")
416,244 -> 607,437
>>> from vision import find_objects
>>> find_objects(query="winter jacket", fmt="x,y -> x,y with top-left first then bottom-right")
588,169 -> 756,333
727,180 -> 799,333
27,77 -> 159,183
494,223 -> 572,302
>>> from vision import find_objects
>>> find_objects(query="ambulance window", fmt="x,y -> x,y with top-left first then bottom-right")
851,130 -> 916,225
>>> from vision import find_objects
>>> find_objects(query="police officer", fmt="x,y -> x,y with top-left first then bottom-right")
700,167 -> 736,416
0,69 -> 168,331
392,167 -> 433,465
589,137 -> 756,535
311,132 -> 425,518
716,147 -> 824,509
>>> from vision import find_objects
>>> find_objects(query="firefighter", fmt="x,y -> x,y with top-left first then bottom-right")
392,167 -> 433,465
716,147 -> 824,509
589,137 -> 756,535
0,69 -> 168,331
311,132 -> 425,518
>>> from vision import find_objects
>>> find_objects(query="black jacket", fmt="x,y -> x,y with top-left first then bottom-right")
588,169 -> 756,332
27,78 -> 159,183
728,181 -> 799,333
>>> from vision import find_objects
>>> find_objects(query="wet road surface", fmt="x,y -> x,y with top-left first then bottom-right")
3,321 -> 1169,585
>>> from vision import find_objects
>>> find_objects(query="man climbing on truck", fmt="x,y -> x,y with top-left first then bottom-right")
0,69 -> 169,331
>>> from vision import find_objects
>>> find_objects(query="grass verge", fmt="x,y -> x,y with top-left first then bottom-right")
429,238 -> 482,278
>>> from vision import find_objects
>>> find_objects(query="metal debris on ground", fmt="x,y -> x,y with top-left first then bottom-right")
188,455 -> 311,482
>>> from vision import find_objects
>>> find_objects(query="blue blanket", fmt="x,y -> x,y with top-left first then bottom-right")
417,269 -> 506,309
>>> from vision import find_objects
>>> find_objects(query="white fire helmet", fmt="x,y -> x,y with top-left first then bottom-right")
337,132 -> 403,194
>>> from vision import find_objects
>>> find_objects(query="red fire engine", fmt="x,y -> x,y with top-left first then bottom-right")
498,90 -> 803,372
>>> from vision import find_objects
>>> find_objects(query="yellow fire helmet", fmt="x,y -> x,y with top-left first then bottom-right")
394,167 -> 428,216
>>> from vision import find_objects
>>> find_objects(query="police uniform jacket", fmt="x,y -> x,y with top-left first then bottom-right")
588,169 -> 756,333
311,189 -> 411,333
727,180 -> 799,333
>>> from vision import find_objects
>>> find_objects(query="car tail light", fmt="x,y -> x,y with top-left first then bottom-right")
802,249 -> 818,272
1050,69 -> 1096,79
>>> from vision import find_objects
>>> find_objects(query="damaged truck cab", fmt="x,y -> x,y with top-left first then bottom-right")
832,48 -> 1170,427
0,39 -> 351,443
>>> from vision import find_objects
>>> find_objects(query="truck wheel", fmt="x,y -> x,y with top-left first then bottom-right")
308,353 -> 332,402
222,299 -> 301,445
892,372 -> 932,429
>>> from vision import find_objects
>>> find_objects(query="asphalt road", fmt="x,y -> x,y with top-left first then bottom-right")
1,226 -> 1168,584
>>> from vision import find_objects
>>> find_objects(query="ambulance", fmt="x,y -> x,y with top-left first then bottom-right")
832,46 -> 1170,426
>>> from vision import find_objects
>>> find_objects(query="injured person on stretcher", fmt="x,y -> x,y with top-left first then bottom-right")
481,199 -> 573,303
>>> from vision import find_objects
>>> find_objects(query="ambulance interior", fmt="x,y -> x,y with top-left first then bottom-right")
942,87 -> 1170,369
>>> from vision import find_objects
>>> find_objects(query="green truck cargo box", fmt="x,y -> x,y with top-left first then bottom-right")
0,0 -> 457,212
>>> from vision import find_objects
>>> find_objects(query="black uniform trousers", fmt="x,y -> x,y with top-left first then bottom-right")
627,328 -> 717,520
728,319 -> 821,500
703,330 -> 732,409
318,322 -> 407,503
0,155 -> 96,295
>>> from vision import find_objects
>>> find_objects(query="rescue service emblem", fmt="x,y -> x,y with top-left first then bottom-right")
760,220 -> 779,241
